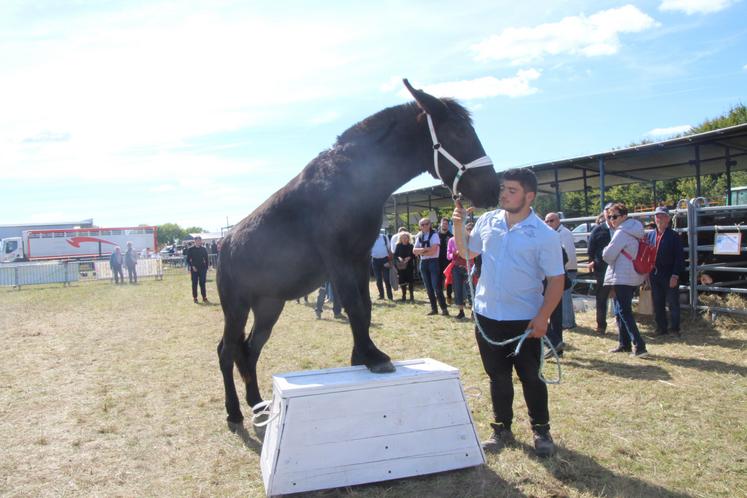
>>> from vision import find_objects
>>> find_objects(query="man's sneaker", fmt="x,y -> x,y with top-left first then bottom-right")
481,423 -> 515,453
609,345 -> 631,353
532,427 -> 556,457
202,297 -> 209,303
441,308 -> 450,316
631,347 -> 649,358
654,328 -> 668,336
455,310 -> 466,320
427,309 -> 438,316
596,327 -> 606,334
315,311 -> 322,320
446,296 -> 453,305
669,328 -> 681,336
193,298 -> 199,304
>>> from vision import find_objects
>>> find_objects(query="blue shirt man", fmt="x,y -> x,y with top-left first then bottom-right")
453,167 -> 564,458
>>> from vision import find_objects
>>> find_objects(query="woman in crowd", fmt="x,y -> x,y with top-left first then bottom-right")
602,202 -> 649,358
394,232 -> 415,302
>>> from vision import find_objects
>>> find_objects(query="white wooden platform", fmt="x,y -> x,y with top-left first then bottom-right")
260,358 -> 484,496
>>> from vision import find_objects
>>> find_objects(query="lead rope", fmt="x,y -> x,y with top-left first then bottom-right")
460,215 -> 561,384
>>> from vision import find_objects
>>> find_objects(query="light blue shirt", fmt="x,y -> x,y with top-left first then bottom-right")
467,208 -> 564,321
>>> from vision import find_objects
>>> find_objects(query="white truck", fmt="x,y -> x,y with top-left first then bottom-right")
0,226 -> 158,263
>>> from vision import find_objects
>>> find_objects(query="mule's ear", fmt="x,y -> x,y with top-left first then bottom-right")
403,78 -> 448,120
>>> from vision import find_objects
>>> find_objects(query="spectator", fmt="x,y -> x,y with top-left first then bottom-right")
647,206 -> 684,336
543,213 -> 577,330
110,246 -> 124,285
187,236 -> 210,303
370,230 -> 394,301
414,218 -> 448,316
437,218 -> 454,304
390,227 -> 407,253
447,221 -> 476,319
453,167 -> 564,457
394,232 -> 415,302
545,247 -> 570,356
587,206 -> 614,333
315,281 -> 342,319
603,203 -> 649,358
124,241 -> 138,284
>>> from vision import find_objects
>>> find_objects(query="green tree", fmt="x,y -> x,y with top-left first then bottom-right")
184,226 -> 205,235
157,223 -> 187,246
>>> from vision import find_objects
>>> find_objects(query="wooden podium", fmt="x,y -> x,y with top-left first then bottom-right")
259,358 -> 484,495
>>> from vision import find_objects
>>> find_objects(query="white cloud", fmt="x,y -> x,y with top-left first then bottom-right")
743,63 -> 747,71
398,70 -> 542,100
472,5 -> 659,65
646,124 -> 692,137
659,0 -> 738,15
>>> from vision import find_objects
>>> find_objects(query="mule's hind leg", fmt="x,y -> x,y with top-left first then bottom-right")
219,306 -> 250,424
235,297 -> 285,410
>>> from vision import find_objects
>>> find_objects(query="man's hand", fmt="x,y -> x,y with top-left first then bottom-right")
670,276 -> 679,289
452,198 -> 467,227
587,261 -> 595,272
527,315 -> 549,338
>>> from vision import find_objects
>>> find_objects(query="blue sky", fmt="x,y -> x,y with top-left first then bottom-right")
1,0 -> 745,232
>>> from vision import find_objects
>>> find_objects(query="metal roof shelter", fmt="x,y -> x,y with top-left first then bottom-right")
384,123 -> 747,227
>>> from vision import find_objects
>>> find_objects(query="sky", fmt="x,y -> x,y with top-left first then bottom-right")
1,0 -> 746,233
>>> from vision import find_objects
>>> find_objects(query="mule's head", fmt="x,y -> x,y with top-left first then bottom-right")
404,79 -> 499,208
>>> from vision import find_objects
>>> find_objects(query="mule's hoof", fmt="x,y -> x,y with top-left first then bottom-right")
226,413 -> 244,427
369,361 -> 396,374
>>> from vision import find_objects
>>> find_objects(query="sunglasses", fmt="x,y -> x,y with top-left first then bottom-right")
608,214 -> 621,220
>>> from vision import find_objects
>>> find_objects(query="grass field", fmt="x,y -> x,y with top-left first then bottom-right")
1,271 -> 745,497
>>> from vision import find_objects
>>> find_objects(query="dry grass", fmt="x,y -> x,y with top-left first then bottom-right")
0,271 -> 745,497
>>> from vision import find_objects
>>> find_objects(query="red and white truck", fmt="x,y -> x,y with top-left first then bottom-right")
0,226 -> 158,263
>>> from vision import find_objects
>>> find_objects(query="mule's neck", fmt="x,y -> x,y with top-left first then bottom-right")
339,104 -> 434,203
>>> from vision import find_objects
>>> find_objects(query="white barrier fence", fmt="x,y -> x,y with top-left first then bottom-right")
1,258 -> 164,289
0,261 -> 80,288
93,258 -> 164,281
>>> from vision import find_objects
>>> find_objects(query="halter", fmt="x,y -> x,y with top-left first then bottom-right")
426,113 -> 494,197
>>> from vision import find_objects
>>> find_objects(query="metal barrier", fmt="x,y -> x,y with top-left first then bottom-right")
93,258 -> 164,281
0,260 -> 80,289
686,199 -> 747,317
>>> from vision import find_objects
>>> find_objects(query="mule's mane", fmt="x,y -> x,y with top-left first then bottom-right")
336,98 -> 472,146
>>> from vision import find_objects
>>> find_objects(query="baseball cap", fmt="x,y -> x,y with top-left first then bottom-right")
654,206 -> 670,216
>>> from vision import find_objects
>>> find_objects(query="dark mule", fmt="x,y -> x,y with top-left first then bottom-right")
216,80 -> 499,424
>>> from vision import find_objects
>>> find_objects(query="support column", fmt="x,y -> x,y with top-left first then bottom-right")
599,158 -> 606,208
583,168 -> 589,215
694,145 -> 702,197
554,167 -> 561,212
726,147 -> 733,205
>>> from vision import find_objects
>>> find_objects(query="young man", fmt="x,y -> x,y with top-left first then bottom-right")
647,206 -> 684,335
186,236 -> 210,303
453,168 -> 564,457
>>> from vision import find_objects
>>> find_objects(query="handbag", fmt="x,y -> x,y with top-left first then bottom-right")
384,236 -> 398,291
637,282 -> 653,315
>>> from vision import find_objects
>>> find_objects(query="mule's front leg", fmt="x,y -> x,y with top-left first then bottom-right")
333,265 -> 395,373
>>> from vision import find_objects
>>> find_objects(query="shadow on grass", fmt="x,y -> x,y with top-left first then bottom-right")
227,421 -> 262,454
562,357 -> 672,381
295,464 -> 528,498
654,354 -> 747,376
523,443 -> 691,497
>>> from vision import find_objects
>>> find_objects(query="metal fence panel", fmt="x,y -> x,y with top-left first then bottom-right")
0,261 -> 80,288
